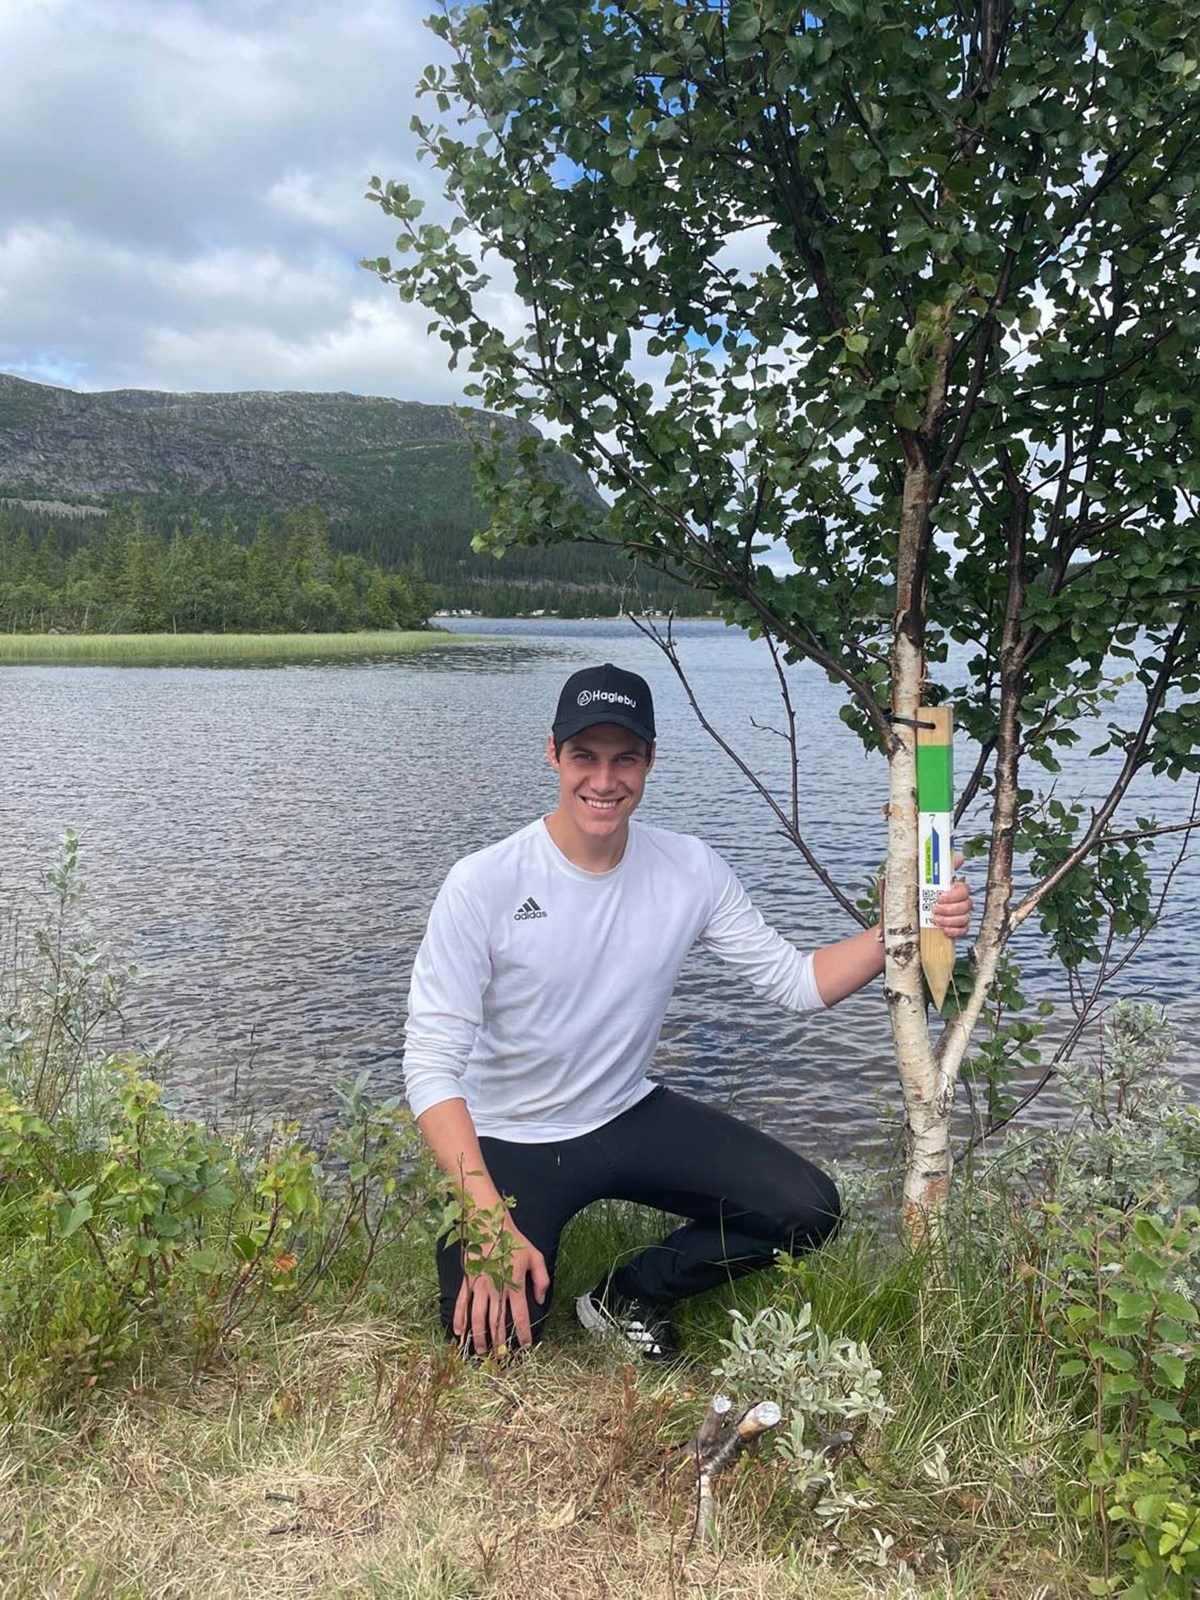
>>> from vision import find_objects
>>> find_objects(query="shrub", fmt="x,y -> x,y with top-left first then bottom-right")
1040,1201 -> 1200,1599
0,832 -> 442,1415
712,1301 -> 889,1520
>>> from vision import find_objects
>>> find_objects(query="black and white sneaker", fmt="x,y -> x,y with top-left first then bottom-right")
575,1280 -> 680,1362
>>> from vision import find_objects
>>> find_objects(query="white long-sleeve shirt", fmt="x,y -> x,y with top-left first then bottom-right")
402,818 -> 824,1141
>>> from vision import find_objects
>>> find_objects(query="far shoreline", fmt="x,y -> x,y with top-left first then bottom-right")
0,628 -> 463,665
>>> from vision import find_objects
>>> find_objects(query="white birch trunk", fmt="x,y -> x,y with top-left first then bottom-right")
887,631 -> 953,1238
888,451 -> 952,1241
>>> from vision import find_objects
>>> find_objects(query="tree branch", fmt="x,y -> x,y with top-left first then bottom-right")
628,612 -> 868,924
955,734 -> 998,825
1011,617 -> 1187,926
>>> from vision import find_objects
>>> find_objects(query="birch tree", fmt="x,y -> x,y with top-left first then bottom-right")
370,0 -> 1200,1234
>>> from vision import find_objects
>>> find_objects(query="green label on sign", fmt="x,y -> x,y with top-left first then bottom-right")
916,743 -> 953,810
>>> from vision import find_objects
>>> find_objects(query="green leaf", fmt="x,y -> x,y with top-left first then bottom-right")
1134,1493 -> 1173,1525
1100,1373 -> 1143,1400
1153,1352 -> 1188,1388
56,1199 -> 94,1239
1088,1342 -> 1137,1371
1133,1215 -> 1169,1248
1157,1292 -> 1198,1324
1146,1397 -> 1184,1423
1111,1291 -> 1156,1320
1126,1248 -> 1170,1289
727,1 -> 761,44
895,399 -> 922,430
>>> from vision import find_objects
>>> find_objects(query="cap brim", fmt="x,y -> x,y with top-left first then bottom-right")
552,711 -> 655,746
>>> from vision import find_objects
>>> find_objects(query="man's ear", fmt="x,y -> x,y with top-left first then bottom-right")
646,741 -> 656,772
546,733 -> 559,769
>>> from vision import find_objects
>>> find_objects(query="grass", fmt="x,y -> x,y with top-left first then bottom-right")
0,629 -> 461,664
0,841 -> 1104,1599
0,1204 -> 1092,1600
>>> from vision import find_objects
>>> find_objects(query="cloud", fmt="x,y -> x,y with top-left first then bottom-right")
0,0 -> 474,402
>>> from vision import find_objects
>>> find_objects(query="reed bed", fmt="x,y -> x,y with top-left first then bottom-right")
0,629 -> 459,664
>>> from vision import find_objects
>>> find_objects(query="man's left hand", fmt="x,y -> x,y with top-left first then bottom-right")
931,870 -> 971,939
877,855 -> 972,941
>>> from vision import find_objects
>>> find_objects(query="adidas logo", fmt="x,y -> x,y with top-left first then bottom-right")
514,896 -> 547,921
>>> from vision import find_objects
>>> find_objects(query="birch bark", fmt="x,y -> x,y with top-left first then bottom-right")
887,451 -> 952,1239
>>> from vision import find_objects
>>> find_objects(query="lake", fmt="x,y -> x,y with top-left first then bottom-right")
3,617 -> 1197,1160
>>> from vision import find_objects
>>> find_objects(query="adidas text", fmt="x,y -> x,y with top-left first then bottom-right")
514,897 -> 547,921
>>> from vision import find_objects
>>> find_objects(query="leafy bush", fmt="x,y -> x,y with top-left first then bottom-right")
1040,1201 -> 1200,1599
0,832 -> 441,1415
772,1001 -> 1200,1584
962,1003 -> 1200,1594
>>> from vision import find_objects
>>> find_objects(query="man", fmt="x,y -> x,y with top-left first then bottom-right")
403,663 -> 970,1360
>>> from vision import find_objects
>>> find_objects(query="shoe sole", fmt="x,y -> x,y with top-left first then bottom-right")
574,1290 -> 677,1361
574,1290 -> 608,1338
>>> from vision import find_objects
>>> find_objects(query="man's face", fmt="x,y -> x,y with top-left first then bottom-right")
547,723 -> 655,841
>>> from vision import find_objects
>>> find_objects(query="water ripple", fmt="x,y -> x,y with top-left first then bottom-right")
2,619 -> 1196,1158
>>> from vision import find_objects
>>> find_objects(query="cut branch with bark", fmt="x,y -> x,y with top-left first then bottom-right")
682,1393 -> 782,1547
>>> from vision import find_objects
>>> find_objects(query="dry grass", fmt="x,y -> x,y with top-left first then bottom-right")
0,1319 -> 1086,1600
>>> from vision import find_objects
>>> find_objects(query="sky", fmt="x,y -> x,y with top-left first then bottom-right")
0,0 -> 500,404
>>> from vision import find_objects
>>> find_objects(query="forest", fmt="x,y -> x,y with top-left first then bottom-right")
0,502 -> 435,634
0,499 -> 714,628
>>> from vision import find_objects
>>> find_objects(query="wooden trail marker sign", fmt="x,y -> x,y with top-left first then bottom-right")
916,706 -> 955,1009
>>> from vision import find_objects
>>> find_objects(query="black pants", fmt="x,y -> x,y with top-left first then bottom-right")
436,1085 -> 841,1341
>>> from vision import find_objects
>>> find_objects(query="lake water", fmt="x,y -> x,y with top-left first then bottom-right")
3,617 -> 1197,1160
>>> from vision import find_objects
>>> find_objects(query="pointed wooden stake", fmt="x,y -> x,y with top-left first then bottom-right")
917,706 -> 955,1009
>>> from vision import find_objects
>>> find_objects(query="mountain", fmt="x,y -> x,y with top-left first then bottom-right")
0,374 -> 695,612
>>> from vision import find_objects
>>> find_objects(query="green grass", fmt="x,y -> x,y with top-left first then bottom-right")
0,1204 -> 1091,1600
0,836 -> 1129,1598
0,629 -> 462,664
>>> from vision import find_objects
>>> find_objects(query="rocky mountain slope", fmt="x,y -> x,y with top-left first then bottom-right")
0,374 -> 707,613
0,372 -> 597,524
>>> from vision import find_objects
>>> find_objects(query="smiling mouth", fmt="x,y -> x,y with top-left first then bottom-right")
582,797 -> 622,811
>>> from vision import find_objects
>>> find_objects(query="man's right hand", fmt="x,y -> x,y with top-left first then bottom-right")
453,1216 -> 551,1356
415,1097 -> 550,1354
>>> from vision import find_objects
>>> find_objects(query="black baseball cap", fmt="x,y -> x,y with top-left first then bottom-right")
551,663 -> 656,747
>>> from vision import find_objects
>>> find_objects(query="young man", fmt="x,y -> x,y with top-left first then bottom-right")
403,663 -> 970,1360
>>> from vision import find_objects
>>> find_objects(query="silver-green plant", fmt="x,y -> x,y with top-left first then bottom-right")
4,828 -> 140,1126
958,1002 -> 1200,1264
712,1302 -> 890,1520
1051,1002 -> 1200,1211
822,1156 -> 891,1225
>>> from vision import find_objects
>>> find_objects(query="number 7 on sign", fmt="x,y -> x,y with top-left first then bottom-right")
916,707 -> 955,1009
